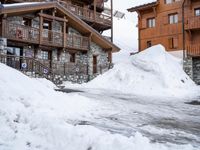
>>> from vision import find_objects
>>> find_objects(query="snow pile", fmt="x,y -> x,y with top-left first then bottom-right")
85,45 -> 199,97
1,62 -> 195,150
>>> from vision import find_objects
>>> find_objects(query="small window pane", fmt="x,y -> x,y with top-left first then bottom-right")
41,51 -> 48,60
147,18 -> 155,28
165,0 -> 172,4
195,8 -> 200,16
169,13 -> 178,24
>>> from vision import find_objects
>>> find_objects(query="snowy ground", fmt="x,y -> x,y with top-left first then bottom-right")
1,45 -> 200,150
64,88 -> 200,148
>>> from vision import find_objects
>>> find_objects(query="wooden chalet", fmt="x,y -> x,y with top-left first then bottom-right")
128,0 -> 200,84
0,0 -> 120,84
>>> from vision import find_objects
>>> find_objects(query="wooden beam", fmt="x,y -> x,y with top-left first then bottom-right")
39,11 -> 43,44
153,7 -> 157,17
38,13 -> 68,22
94,0 -> 97,21
63,16 -> 67,48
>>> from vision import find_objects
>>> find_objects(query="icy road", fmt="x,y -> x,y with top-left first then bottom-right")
65,88 -> 200,148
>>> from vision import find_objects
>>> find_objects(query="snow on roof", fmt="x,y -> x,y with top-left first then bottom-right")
2,2 -> 47,8
127,0 -> 157,12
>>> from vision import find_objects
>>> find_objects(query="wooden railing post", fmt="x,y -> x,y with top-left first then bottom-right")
39,11 -> 43,44
63,16 -> 67,47
94,0 -> 97,21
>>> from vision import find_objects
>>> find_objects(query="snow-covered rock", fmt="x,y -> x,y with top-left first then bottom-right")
84,45 -> 199,97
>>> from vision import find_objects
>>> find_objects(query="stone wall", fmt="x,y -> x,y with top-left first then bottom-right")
2,18 -> 111,84
88,42 -> 109,79
183,57 -> 193,79
192,57 -> 200,85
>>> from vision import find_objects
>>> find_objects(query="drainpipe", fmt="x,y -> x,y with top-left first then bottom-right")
182,0 -> 186,60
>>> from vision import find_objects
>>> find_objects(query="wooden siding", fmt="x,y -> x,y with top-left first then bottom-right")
131,0 -> 200,56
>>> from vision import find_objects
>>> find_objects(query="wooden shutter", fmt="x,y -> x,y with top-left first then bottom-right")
168,38 -> 173,49
173,37 -> 178,48
178,10 -> 182,22
163,15 -> 168,25
141,18 -> 147,29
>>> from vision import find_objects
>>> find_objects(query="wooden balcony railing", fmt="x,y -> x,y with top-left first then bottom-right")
67,34 -> 89,50
4,21 -> 89,50
185,16 -> 200,30
0,54 -> 54,80
42,29 -> 64,47
186,44 -> 200,56
59,1 -> 112,26
4,21 -> 39,44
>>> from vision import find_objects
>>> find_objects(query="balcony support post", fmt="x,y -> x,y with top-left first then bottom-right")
111,0 -> 113,42
63,16 -> 67,48
39,10 -> 44,45
94,0 -> 97,21
2,14 -> 7,37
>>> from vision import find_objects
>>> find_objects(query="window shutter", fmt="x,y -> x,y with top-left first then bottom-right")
141,19 -> 147,29
173,37 -> 178,48
163,15 -> 168,25
168,38 -> 173,49
178,10 -> 182,22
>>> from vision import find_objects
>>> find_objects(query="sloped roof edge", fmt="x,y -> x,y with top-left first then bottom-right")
127,1 -> 158,12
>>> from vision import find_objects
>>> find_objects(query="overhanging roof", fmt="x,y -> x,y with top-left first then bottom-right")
0,2 -> 120,52
127,1 -> 158,12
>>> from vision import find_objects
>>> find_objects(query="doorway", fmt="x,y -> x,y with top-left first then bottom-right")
93,55 -> 97,74
7,46 -> 23,69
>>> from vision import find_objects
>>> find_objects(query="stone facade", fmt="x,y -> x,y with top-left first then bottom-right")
192,58 -> 200,85
183,57 -> 193,79
184,56 -> 200,85
1,16 -> 111,84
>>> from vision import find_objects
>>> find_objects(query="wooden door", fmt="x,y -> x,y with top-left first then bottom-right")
93,55 -> 97,74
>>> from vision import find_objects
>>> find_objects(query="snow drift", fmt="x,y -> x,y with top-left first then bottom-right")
85,45 -> 199,97
1,62 -> 195,150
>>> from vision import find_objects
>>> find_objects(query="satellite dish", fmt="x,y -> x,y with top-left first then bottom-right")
103,8 -> 125,19
113,10 -> 125,19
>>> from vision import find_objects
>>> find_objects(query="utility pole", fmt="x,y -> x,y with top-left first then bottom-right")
111,0 -> 113,42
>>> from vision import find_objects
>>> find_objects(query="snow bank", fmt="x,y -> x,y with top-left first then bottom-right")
85,45 -> 199,97
1,63 -> 195,150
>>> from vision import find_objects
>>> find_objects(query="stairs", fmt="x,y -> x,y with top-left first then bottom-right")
0,54 -> 54,82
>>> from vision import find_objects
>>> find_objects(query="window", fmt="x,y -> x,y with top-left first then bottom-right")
41,51 -> 49,60
70,53 -> 76,63
169,13 -> 178,24
147,18 -> 155,28
165,0 -> 181,4
195,8 -> 200,16
168,37 -> 178,49
165,0 -> 173,4
23,18 -> 32,26
147,41 -> 152,48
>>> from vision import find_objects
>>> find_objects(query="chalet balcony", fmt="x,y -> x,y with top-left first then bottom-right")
185,16 -> 200,30
3,21 -> 89,50
186,44 -> 200,56
59,1 -> 112,26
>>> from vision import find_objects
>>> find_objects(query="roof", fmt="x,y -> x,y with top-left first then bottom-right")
127,1 -> 158,12
0,2 -> 120,52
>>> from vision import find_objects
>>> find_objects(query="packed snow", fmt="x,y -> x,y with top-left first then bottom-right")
67,45 -> 199,97
1,62 -> 197,150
